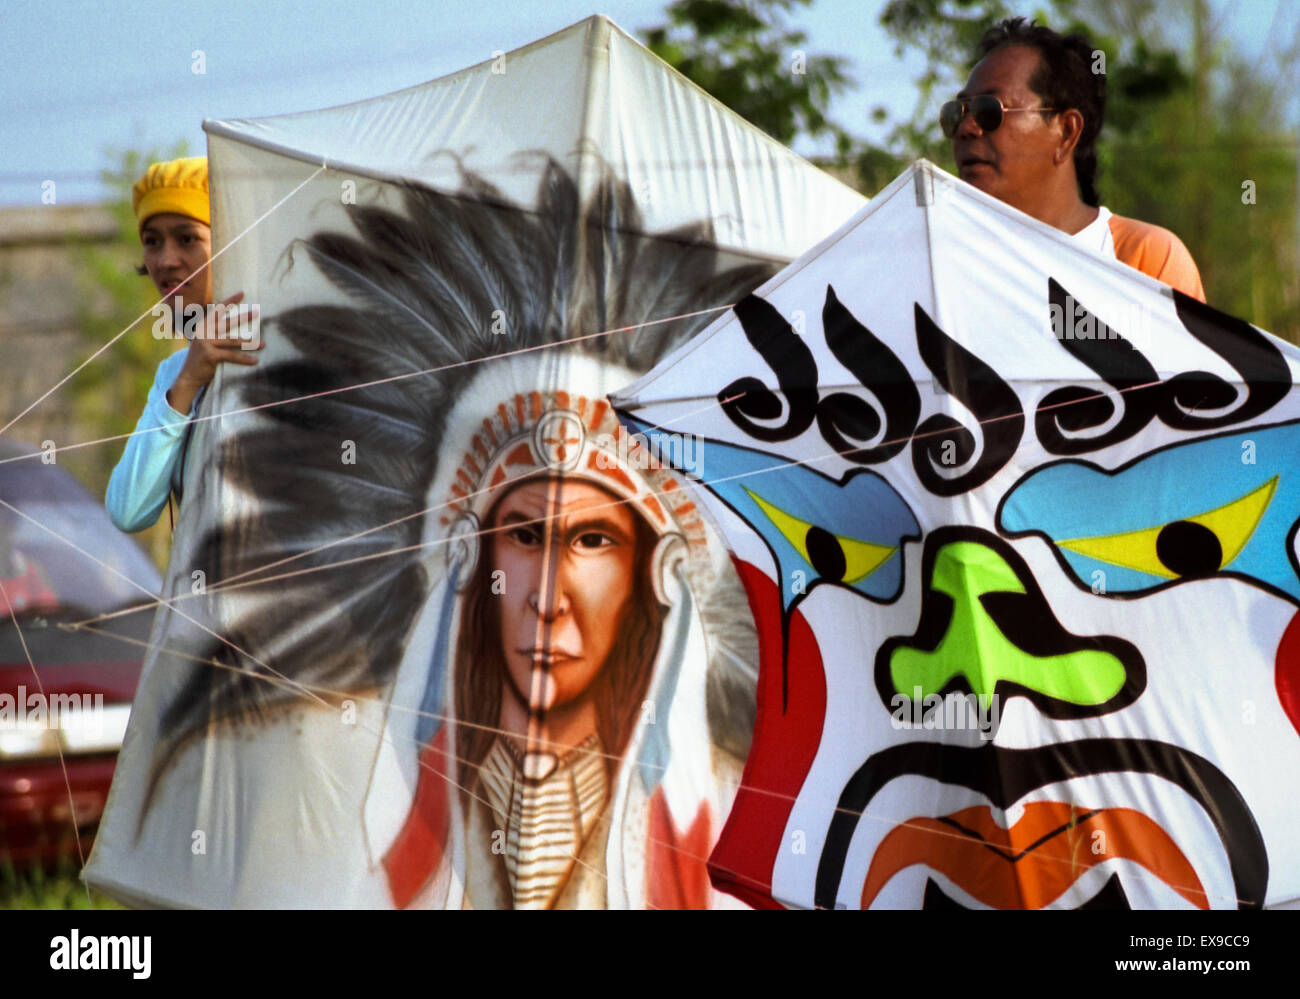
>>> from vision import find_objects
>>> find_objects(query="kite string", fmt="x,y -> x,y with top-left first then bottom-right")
9,287 -> 1185,638
0,303 -> 734,471
3,284 -> 1172,619
61,387 -> 740,629
0,577 -> 91,902
43,404 -> 1248,909
85,620 -> 655,909
2,242 -> 1246,908
60,366 -> 1168,632
72,620 -> 1244,909
5,149 -> 1211,905
0,495 -> 332,720
48,369 -> 1236,903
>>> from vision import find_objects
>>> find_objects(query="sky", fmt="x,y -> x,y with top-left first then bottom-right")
0,0 -> 1295,207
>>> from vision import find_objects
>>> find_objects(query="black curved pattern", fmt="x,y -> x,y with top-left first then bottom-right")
1038,279 -> 1291,454
719,294 -> 820,442
911,304 -> 1024,496
818,285 -> 920,464
814,739 -> 1267,911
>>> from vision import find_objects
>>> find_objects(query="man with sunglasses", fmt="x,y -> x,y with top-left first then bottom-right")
945,18 -> 1204,300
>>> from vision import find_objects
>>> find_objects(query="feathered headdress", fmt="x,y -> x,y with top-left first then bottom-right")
145,155 -> 776,802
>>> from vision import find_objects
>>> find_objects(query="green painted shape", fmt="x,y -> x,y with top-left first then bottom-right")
890,541 -> 1127,708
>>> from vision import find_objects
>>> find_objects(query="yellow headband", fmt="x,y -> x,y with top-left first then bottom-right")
133,157 -> 209,232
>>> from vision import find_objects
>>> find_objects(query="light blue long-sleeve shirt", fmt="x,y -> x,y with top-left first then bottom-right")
105,348 -> 198,533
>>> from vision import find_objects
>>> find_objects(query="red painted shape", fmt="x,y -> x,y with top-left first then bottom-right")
1276,610 -> 1300,737
382,728 -> 452,909
646,793 -> 712,909
707,559 -> 827,909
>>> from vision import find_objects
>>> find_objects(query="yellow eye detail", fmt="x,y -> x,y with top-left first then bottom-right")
1055,476 -> 1277,579
745,489 -> 894,584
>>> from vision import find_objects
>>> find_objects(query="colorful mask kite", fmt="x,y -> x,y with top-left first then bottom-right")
613,161 -> 1300,910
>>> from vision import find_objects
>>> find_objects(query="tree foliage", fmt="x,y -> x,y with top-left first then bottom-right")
642,0 -> 857,156
645,0 -> 1297,340
871,0 -> 1297,338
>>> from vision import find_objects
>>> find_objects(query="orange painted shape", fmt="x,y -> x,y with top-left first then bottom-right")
861,801 -> 1208,910
598,464 -> 636,494
505,443 -> 534,467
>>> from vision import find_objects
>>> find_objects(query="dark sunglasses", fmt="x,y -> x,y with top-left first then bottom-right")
940,95 -> 1060,138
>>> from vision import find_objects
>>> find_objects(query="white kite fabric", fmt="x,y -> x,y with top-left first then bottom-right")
614,160 -> 1300,910
83,15 -> 864,908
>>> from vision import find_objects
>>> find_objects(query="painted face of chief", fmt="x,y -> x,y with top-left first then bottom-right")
490,478 -> 640,715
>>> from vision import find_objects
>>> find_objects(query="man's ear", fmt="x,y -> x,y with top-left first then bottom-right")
1054,109 -> 1086,165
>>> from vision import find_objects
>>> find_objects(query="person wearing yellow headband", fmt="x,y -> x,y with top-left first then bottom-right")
106,156 -> 263,532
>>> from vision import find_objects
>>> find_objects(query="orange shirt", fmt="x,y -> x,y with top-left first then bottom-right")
1107,213 -> 1205,302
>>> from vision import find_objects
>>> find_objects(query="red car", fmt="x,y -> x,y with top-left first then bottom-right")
0,439 -> 160,867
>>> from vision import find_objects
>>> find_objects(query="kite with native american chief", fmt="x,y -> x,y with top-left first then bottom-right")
84,15 -> 868,909
86,156 -> 786,909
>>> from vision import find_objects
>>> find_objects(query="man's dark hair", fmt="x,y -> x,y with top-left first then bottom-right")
977,17 -> 1106,207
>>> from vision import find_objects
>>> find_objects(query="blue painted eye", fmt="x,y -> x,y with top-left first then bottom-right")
745,489 -> 895,585
999,423 -> 1300,603
1050,477 -> 1274,581
619,418 -> 921,609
